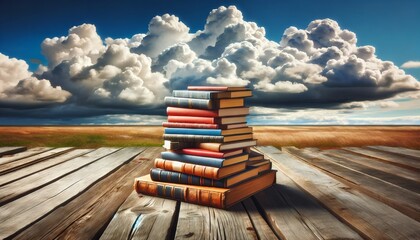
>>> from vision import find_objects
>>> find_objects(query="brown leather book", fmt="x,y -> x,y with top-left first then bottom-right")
154,158 -> 246,179
134,170 -> 276,209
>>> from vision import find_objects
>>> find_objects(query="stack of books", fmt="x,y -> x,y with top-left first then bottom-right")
134,86 -> 276,209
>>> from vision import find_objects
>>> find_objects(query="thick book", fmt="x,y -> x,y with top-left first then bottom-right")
163,140 -> 192,150
187,86 -> 248,91
167,107 -> 249,117
163,133 -> 253,143
164,127 -> 252,136
150,167 -> 259,188
172,90 -> 252,99
164,97 -> 244,109
162,122 -> 248,130
249,150 -> 264,161
167,116 -> 246,125
154,158 -> 247,179
161,151 -> 249,167
247,160 -> 272,173
198,139 -> 257,151
134,170 -> 276,209
176,148 -> 243,158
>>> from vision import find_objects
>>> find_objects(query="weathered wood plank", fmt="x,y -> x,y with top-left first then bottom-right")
242,198 -> 279,240
0,149 -> 93,187
367,146 -> 420,160
100,193 -> 177,240
15,147 -> 158,240
0,146 -> 27,157
253,159 -> 362,240
323,149 -> 420,183
0,147 -> 52,165
0,147 -> 143,239
284,147 -> 420,221
0,147 -> 73,175
175,202 -> 257,240
0,148 -> 118,205
345,147 -> 420,171
261,146 -> 420,239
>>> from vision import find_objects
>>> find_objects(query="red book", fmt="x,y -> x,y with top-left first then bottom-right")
177,148 -> 243,158
167,107 -> 249,117
188,86 -> 248,91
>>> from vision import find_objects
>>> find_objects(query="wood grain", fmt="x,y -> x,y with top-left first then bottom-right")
0,147 -> 52,165
0,149 -> 92,187
284,147 -> 420,221
345,147 -> 420,171
261,146 -> 420,239
0,147 -> 73,175
242,198 -> 279,240
0,147 -> 143,239
0,148 -> 118,205
367,146 -> 420,160
175,202 -> 257,240
0,146 -> 27,157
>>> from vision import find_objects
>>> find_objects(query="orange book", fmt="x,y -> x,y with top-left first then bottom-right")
134,170 -> 276,209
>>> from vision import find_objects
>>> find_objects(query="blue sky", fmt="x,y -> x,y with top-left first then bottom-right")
0,0 -> 419,125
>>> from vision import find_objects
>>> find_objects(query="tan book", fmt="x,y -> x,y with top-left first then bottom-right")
134,170 -> 276,209
154,158 -> 247,179
198,139 -> 257,151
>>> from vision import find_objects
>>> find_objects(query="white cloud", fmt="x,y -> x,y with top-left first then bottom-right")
401,61 -> 420,69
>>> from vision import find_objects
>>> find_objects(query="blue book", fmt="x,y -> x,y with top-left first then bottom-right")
164,128 -> 222,136
161,151 -> 249,167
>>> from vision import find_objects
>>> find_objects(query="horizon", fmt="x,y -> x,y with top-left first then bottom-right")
0,0 -> 419,125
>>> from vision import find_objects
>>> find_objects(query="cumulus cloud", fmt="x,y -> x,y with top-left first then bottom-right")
0,53 -> 70,106
1,5 -> 419,121
401,61 -> 420,69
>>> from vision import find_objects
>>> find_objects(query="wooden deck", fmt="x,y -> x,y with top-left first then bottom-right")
0,145 -> 419,239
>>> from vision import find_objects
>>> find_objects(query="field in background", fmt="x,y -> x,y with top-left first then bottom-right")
0,126 -> 419,149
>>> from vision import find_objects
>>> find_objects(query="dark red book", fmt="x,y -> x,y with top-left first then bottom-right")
176,148 -> 243,158
167,107 -> 249,117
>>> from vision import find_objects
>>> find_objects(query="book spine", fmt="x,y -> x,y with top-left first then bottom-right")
179,148 -> 224,158
167,107 -> 218,117
188,86 -> 229,91
134,180 -> 225,209
164,97 -> 212,109
172,90 -> 214,99
164,128 -> 222,136
161,151 -> 224,168
163,134 -> 224,143
197,142 -> 222,152
162,122 -> 219,129
167,116 -> 216,124
154,158 -> 221,179
150,168 -> 226,187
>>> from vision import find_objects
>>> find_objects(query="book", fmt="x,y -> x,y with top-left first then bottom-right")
150,167 -> 259,188
198,139 -> 257,151
164,97 -> 244,109
249,150 -> 264,161
167,107 -> 249,117
134,170 -> 276,209
187,86 -> 248,91
163,133 -> 253,143
247,160 -> 272,173
163,140 -> 192,150
167,116 -> 246,125
161,151 -> 249,167
172,90 -> 252,99
164,127 -> 252,136
162,122 -> 247,130
176,148 -> 243,158
154,158 -> 247,179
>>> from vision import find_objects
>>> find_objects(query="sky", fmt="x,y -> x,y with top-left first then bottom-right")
0,0 -> 419,125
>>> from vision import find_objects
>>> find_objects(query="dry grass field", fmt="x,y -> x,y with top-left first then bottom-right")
0,126 -> 419,149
